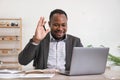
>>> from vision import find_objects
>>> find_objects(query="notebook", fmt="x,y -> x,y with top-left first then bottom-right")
60,47 -> 109,76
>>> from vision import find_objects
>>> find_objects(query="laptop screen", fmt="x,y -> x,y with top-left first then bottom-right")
69,47 -> 109,75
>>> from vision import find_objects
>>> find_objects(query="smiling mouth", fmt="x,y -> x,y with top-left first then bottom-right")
52,31 -> 66,40
56,31 -> 63,35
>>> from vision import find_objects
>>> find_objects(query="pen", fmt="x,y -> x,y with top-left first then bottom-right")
43,25 -> 46,31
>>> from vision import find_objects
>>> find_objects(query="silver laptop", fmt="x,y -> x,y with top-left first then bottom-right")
60,47 -> 109,76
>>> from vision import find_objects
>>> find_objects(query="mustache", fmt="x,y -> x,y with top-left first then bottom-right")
55,30 -> 64,33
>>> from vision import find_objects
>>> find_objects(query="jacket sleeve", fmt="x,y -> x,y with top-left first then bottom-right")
18,39 -> 39,65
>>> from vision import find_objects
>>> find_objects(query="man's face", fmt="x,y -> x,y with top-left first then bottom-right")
49,14 -> 67,40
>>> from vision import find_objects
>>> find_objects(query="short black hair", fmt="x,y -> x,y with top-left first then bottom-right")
49,9 -> 68,21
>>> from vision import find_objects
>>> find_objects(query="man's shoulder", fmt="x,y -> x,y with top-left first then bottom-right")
67,34 -> 80,39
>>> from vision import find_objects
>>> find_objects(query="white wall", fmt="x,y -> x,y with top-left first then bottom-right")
0,0 -> 120,69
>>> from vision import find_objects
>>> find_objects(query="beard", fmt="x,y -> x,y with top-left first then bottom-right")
51,30 -> 66,40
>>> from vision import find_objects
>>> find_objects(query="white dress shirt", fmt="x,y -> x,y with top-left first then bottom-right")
47,34 -> 66,71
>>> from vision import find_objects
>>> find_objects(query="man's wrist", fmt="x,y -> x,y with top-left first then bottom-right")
32,42 -> 39,45
32,35 -> 40,44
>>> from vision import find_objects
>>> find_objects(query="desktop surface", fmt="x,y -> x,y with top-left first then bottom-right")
0,68 -> 119,80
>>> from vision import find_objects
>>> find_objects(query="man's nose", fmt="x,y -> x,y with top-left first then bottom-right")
57,25 -> 63,30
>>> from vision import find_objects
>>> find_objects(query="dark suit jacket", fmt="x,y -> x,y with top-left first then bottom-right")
18,33 -> 83,70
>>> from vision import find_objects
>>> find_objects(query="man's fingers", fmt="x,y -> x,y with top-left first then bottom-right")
37,17 -> 44,28
37,17 -> 41,27
45,29 -> 50,34
41,17 -> 45,26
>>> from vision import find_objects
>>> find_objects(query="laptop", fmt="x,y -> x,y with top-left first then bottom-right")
60,47 -> 109,76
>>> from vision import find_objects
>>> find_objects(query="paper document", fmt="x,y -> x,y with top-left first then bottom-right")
0,69 -> 55,79
0,73 -> 55,78
0,73 -> 24,78
21,74 -> 55,78
0,69 -> 22,74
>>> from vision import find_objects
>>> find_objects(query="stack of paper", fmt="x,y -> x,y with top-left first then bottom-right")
21,74 -> 55,78
0,69 -> 55,79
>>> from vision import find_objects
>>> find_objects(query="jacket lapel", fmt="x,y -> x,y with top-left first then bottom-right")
65,35 -> 73,70
43,34 -> 50,68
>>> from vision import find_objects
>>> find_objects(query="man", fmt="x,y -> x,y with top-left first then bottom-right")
18,9 -> 83,71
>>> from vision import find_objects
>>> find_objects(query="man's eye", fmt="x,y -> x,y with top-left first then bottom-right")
54,24 -> 58,26
53,24 -> 59,27
62,24 -> 66,27
62,25 -> 65,27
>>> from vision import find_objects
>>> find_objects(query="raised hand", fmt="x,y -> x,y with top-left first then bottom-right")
32,17 -> 50,43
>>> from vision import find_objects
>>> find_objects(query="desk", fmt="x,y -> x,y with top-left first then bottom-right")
0,68 -> 120,80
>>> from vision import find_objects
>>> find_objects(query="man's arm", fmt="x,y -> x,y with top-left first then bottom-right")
18,17 -> 50,65
18,39 -> 39,65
